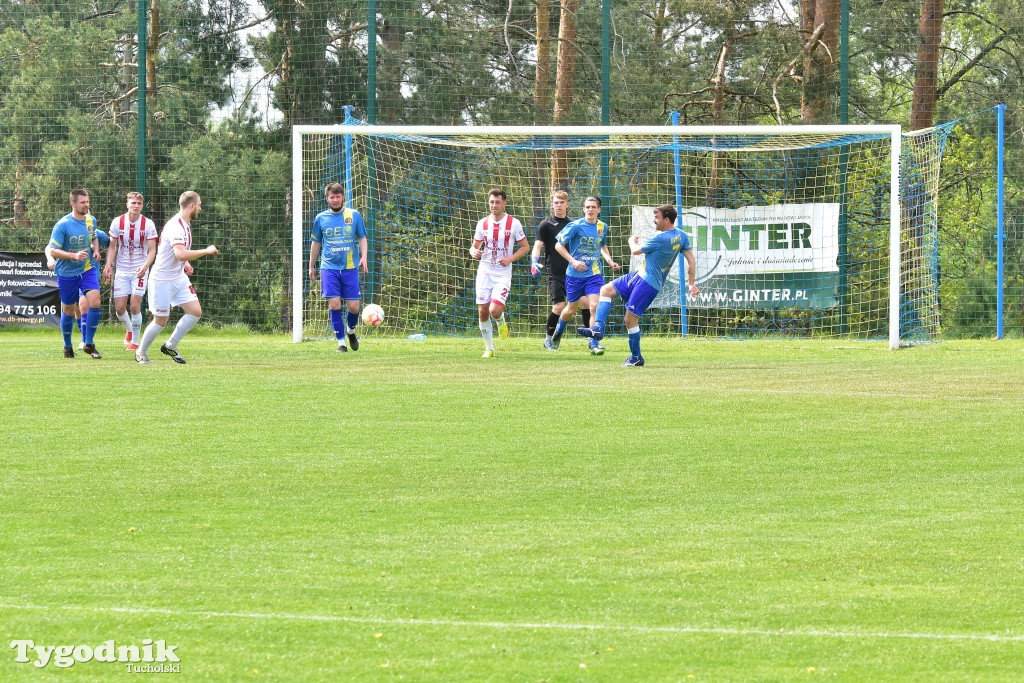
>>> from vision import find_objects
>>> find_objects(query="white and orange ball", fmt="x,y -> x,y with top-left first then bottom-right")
361,303 -> 385,327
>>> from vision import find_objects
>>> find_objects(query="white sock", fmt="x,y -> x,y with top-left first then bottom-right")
139,321 -> 164,355
491,313 -> 505,326
168,313 -> 200,347
117,311 -> 132,336
131,313 -> 143,344
479,321 -> 494,350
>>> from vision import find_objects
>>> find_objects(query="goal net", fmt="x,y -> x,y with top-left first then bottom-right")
293,121 -> 936,348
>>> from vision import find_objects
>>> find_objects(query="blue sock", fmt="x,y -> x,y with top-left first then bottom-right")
77,315 -> 85,338
346,310 -> 359,332
84,308 -> 101,345
627,327 -> 642,358
554,318 -> 566,336
595,299 -> 611,332
60,313 -> 74,348
329,309 -> 345,340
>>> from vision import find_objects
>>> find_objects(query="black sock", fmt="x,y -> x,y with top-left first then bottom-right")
581,308 -> 591,327
546,311 -> 560,336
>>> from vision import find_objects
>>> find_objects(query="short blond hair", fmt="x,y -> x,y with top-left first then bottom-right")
179,191 -> 201,209
551,190 -> 569,202
126,191 -> 144,202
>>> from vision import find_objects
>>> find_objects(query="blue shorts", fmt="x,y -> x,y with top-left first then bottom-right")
612,272 -> 660,318
565,274 -> 604,303
57,269 -> 99,305
321,268 -> 361,301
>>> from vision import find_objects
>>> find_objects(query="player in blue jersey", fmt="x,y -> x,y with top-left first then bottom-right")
578,205 -> 699,366
75,228 -> 110,350
308,182 -> 368,352
45,189 -> 103,359
550,196 -> 619,354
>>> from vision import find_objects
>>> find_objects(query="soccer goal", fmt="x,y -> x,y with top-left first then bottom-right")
293,122 -> 938,349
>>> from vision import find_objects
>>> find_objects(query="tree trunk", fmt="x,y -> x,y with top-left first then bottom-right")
535,0 -> 552,126
378,18 -> 404,125
551,0 -> 578,190
532,0 -> 553,222
910,0 -> 944,130
146,0 -> 158,101
800,0 -> 839,122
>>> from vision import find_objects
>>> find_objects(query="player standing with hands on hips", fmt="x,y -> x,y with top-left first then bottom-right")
136,191 -> 218,365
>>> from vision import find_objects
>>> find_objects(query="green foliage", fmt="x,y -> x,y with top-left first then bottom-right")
0,0 -> 1021,335
159,122 -> 291,331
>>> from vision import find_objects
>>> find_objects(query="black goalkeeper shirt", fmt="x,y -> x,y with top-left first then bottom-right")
536,215 -> 572,279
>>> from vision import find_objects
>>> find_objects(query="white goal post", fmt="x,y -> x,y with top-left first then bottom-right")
292,124 -> 905,348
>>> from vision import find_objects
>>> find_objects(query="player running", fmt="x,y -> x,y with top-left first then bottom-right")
578,204 -> 699,366
75,227 -> 110,351
469,188 -> 529,358
308,182 -> 368,353
104,191 -> 157,351
530,190 -> 590,350
136,191 -> 218,365
550,196 -> 619,354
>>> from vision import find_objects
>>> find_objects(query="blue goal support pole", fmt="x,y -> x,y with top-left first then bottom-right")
671,111 -> 688,337
996,104 -> 1006,340
343,105 -> 354,202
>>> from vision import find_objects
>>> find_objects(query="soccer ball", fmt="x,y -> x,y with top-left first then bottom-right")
362,303 -> 385,327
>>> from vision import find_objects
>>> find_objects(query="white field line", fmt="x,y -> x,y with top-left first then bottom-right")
722,386 -> 1023,402
1,603 -> 1022,643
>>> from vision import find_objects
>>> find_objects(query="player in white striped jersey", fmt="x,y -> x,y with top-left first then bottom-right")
104,191 -> 157,350
468,188 -> 529,357
135,191 -> 218,365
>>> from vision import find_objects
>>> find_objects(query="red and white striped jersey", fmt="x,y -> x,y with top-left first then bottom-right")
473,214 -> 525,275
150,212 -> 192,282
109,214 -> 157,272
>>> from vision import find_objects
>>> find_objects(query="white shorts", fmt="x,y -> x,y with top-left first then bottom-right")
475,269 -> 512,306
113,269 -> 148,299
148,276 -> 198,316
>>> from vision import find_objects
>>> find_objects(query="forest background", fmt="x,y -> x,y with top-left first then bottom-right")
0,0 -> 1020,336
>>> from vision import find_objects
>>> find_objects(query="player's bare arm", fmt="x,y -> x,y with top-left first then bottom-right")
172,243 -> 218,262
469,239 -> 484,259
602,246 -> 620,271
48,245 -> 87,263
530,239 -> 544,275
498,237 -> 531,268
359,236 -> 369,273
684,249 -> 699,295
104,240 -> 119,283
136,237 -> 157,278
555,242 -> 584,271
308,241 -> 321,280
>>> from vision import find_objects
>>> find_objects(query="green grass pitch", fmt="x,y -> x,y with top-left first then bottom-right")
2,328 -> 1024,680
